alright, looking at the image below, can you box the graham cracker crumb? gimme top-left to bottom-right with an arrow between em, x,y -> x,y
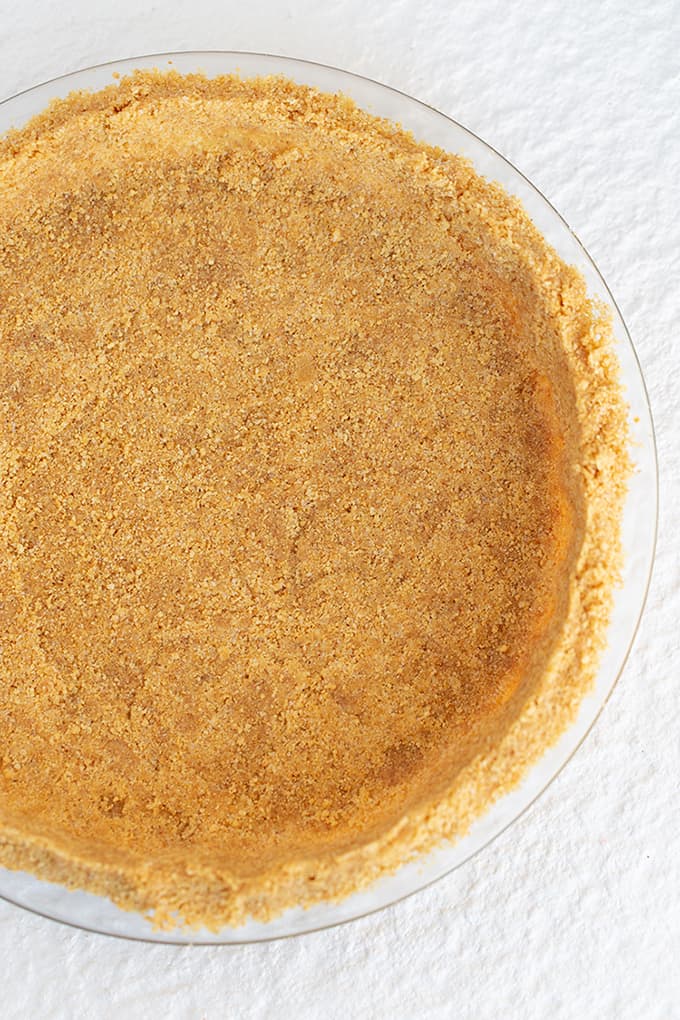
0,70 -> 630,931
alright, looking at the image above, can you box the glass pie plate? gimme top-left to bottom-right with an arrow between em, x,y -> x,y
0,51 -> 657,944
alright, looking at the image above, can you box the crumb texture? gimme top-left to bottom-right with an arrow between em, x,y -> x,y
0,70 -> 628,930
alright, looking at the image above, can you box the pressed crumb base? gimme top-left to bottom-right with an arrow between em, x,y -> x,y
0,71 -> 629,931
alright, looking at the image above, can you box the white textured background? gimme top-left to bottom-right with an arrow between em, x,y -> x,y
0,2 -> 678,1018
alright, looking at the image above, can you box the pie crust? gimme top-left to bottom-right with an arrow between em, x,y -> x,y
0,71 -> 629,930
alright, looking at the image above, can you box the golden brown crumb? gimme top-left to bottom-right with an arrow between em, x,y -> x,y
0,70 -> 629,930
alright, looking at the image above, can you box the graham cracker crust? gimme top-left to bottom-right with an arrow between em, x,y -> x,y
0,71 -> 629,930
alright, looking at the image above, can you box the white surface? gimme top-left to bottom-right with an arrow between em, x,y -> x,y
0,1 -> 677,1017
